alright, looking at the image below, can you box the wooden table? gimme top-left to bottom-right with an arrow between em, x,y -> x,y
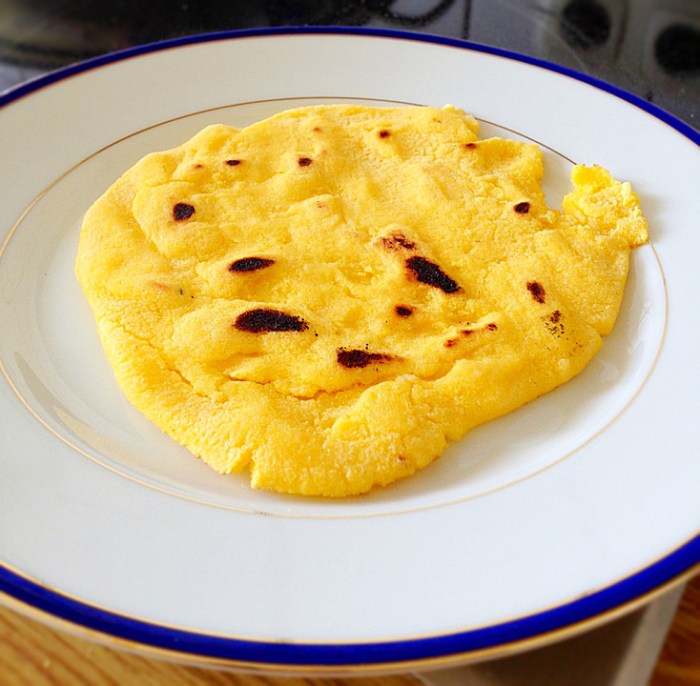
1,574 -> 698,685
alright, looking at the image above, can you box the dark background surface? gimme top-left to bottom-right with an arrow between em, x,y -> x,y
0,0 -> 698,129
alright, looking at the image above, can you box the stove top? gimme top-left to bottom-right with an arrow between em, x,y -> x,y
0,0 -> 698,128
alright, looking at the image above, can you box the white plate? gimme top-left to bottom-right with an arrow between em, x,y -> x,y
0,28 -> 698,673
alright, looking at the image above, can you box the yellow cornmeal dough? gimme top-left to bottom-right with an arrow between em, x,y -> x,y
75,104 -> 648,497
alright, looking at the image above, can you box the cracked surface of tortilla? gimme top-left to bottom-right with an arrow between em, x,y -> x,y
75,104 -> 648,496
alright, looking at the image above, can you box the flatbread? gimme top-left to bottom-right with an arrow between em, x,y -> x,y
76,104 -> 648,496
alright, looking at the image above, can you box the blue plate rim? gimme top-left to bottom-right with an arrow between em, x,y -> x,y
1,26 -> 698,668
1,536 -> 698,667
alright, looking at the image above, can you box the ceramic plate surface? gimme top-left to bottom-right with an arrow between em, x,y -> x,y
0,28 -> 698,673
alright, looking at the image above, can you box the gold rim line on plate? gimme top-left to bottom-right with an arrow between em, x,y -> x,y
0,559 -> 698,676
0,97 -> 669,519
